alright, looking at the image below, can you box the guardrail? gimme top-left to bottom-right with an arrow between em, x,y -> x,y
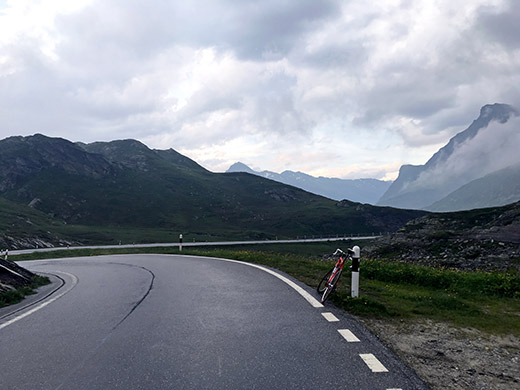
9,235 -> 383,256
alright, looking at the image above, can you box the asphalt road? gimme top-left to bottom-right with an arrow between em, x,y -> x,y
0,255 -> 428,389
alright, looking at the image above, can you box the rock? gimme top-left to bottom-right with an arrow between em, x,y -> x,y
362,201 -> 520,271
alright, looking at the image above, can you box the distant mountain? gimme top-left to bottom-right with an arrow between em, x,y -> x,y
228,162 -> 256,174
227,162 -> 391,204
0,134 -> 424,247
378,103 -> 520,210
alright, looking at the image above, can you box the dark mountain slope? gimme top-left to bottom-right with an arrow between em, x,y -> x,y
0,196 -> 78,249
0,134 -> 114,191
80,139 -> 208,173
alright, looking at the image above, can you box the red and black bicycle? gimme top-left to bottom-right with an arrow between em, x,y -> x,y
317,248 -> 355,303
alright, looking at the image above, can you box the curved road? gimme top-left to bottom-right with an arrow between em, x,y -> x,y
0,254 -> 428,389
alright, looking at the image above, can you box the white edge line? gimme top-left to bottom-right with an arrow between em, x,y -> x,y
360,353 -> 389,373
214,257 -> 324,308
173,254 -> 324,308
321,312 -> 339,322
0,271 -> 78,331
338,328 -> 360,342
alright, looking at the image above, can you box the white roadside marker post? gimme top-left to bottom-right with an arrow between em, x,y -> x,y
351,245 -> 360,298
179,234 -> 183,252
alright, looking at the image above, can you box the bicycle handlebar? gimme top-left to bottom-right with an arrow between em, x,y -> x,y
333,248 -> 355,256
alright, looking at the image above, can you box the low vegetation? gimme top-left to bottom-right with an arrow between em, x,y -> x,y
10,241 -> 519,336
0,275 -> 50,308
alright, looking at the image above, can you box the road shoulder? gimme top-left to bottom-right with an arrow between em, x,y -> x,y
0,273 -> 63,320
358,317 -> 520,390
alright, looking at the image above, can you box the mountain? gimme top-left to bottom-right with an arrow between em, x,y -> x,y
227,162 -> 391,204
0,134 -> 425,248
377,103 -> 520,210
228,162 -> 256,175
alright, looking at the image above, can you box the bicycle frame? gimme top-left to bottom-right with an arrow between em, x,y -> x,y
326,255 -> 346,287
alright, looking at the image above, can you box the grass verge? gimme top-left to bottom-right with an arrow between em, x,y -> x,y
10,241 -> 520,335
0,275 -> 50,308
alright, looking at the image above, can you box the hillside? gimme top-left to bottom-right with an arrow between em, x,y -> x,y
378,103 -> 520,210
0,196 -> 81,249
0,135 -> 425,248
427,163 -> 520,212
227,162 -> 391,204
0,257 -> 38,295
365,201 -> 520,271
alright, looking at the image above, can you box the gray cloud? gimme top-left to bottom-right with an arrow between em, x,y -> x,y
56,0 -> 339,62
182,0 -> 340,60
477,0 -> 520,49
343,1 -> 520,147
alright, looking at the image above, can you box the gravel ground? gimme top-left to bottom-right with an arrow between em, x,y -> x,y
358,318 -> 520,390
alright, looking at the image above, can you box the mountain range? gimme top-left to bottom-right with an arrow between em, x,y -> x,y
227,104 -> 520,212
378,103 -> 520,211
0,134 -> 424,249
226,162 -> 391,204
1,103 -> 518,249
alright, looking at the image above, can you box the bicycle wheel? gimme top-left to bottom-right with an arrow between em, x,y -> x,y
317,269 -> 333,294
320,269 -> 342,303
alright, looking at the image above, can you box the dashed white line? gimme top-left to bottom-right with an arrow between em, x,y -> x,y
338,328 -> 360,342
360,353 -> 389,373
321,312 -> 339,322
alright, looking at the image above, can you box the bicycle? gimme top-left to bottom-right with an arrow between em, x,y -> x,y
317,248 -> 355,303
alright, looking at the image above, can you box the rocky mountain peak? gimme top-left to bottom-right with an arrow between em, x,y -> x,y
378,103 -> 520,210
227,162 -> 256,174
0,134 -> 114,192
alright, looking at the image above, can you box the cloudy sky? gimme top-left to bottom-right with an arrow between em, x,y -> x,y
1,0 -> 518,180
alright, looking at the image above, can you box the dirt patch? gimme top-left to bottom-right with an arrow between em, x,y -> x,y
358,318 -> 520,389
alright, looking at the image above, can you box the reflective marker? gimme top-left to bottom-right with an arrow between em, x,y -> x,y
338,329 -> 360,342
360,353 -> 389,372
321,312 -> 339,322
